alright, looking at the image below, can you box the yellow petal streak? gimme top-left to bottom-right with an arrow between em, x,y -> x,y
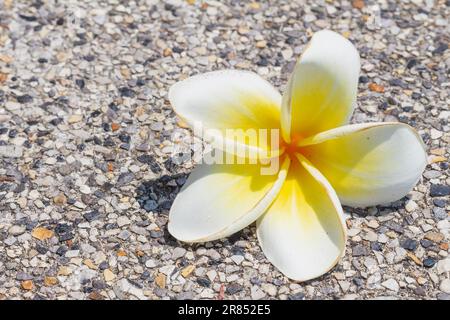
281,30 -> 360,141
300,123 -> 427,207
169,70 -> 282,158
169,155 -> 290,242
256,154 -> 346,281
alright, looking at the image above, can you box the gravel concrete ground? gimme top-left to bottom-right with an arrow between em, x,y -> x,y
0,0 -> 449,300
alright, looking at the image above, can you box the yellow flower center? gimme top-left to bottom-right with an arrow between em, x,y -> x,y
281,134 -> 304,160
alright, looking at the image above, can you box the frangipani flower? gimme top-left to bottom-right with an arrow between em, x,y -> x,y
167,30 -> 427,281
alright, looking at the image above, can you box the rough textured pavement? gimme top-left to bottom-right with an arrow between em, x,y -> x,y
0,0 -> 449,299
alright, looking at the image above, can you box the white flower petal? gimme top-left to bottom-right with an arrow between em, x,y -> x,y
299,122 -> 427,207
256,154 -> 346,281
169,70 -> 282,158
168,155 -> 290,242
281,30 -> 360,142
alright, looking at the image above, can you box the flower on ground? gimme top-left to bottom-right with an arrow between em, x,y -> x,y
167,30 -> 427,281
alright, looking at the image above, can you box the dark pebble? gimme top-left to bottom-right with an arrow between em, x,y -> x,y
231,246 -> 245,256
58,232 -> 74,242
99,261 -> 109,270
55,223 -> 72,235
384,221 -> 404,233
154,288 -> 167,298
128,279 -> 143,289
119,87 -> 135,98
104,223 -> 118,230
225,283 -> 243,295
288,292 -> 305,300
176,176 -> 187,186
80,189 -> 94,202
103,137 -> 115,147
400,238 -> 418,251
422,257 -> 436,268
8,129 -> 17,138
405,215 -> 415,225
144,200 -> 158,212
414,287 -> 426,296
25,221 -> 38,231
32,159 -> 41,169
91,110 -> 101,117
389,78 -> 406,88
83,210 -> 99,222
257,56 -> 269,67
18,14 -> 37,22
359,75 -> 369,83
432,43 -> 448,55
84,55 -> 96,62
50,118 -> 63,126
102,123 -> 110,132
17,94 -> 33,103
371,241 -> 383,251
196,277 -> 211,288
136,79 -> 146,86
150,230 -> 164,238
118,133 -> 131,143
406,59 -> 417,69
164,3 -> 174,10
116,172 -> 134,187
37,130 -> 50,137
108,102 -> 119,112
119,143 -> 130,150
172,47 -> 183,54
75,79 -> 85,89
79,279 -> 96,291
140,270 -> 150,280
286,36 -> 296,45
378,101 -> 389,110
433,198 -> 446,207
402,106 -> 413,112
92,280 -> 106,290
164,158 -> 178,172
136,154 -> 161,173
103,153 -> 114,162
352,244 -> 370,256
137,220 -> 151,227
422,81 -> 432,89
159,200 -> 172,210
94,190 -> 105,198
36,244 -> 48,254
387,97 -> 397,105
411,92 -> 421,99
353,277 -> 364,287
420,239 -> 434,248
430,184 -> 450,197
56,246 -> 68,256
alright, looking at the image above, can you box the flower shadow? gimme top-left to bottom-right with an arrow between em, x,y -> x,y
135,170 -> 251,249
135,172 -> 188,215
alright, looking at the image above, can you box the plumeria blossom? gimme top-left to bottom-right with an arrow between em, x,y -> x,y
167,30 -> 427,281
